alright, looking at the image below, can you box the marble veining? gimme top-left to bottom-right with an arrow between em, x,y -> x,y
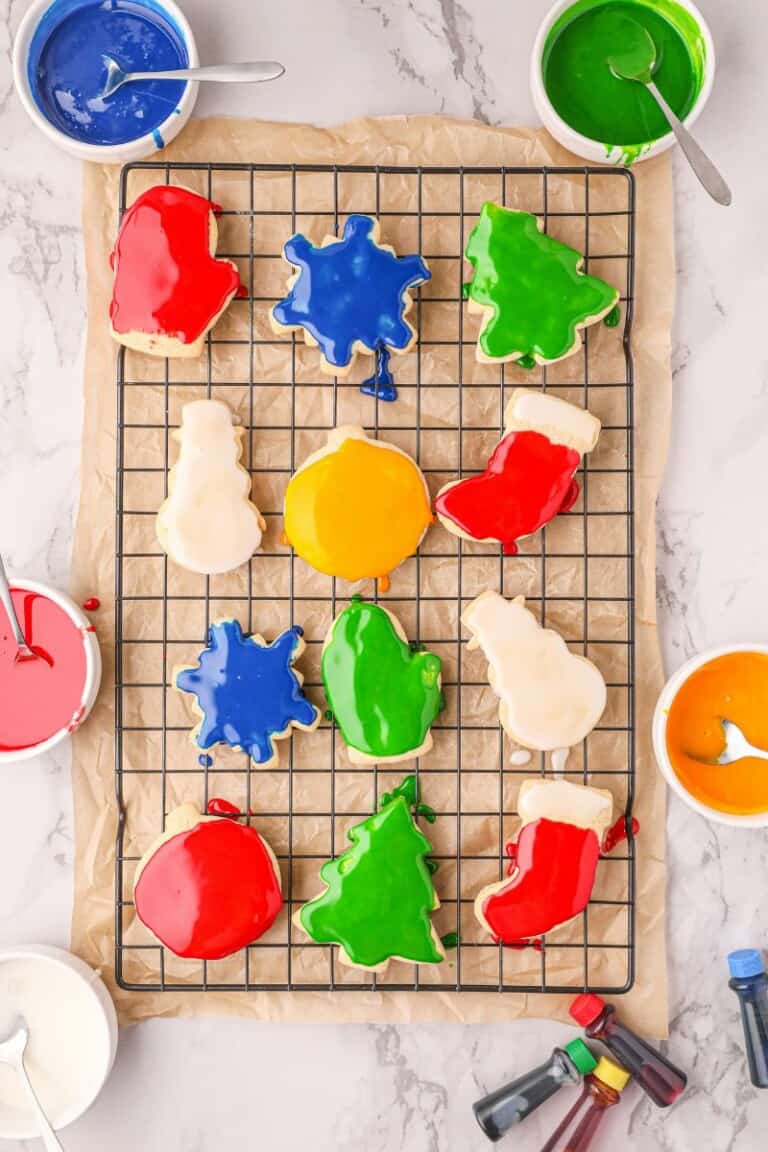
2,0 -> 768,1147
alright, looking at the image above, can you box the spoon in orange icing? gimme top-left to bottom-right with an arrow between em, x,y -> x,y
688,718 -> 768,767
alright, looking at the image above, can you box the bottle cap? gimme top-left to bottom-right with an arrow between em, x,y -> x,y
728,949 -> 765,979
593,1056 -> 630,1093
564,1037 -> 598,1075
569,992 -> 606,1027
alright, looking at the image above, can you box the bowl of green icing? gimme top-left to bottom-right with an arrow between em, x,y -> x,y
531,0 -> 714,165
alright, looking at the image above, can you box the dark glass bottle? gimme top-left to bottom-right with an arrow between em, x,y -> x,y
539,1057 -> 629,1152
473,1038 -> 596,1141
728,949 -> 768,1088
570,992 -> 687,1106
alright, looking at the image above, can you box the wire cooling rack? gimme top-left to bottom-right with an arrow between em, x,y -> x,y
114,161 -> 636,994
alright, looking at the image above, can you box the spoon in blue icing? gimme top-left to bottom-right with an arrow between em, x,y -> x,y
607,21 -> 731,206
101,56 -> 285,99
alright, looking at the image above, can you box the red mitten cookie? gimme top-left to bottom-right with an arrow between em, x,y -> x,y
110,185 -> 241,359
134,802 -> 282,959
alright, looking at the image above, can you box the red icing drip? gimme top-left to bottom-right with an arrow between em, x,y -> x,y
0,590 -> 88,751
602,815 -> 640,854
206,797 -> 241,817
110,186 -> 240,345
82,597 -> 100,611
235,283 -> 249,299
134,817 -> 282,960
435,429 -> 581,551
482,818 -> 601,944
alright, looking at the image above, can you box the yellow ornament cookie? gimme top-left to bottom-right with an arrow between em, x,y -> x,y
283,426 -> 432,584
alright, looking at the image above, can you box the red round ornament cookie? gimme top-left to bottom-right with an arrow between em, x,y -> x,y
134,802 -> 282,960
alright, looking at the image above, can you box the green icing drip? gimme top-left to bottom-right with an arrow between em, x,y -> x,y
516,354 -> 536,370
441,932 -> 459,950
542,0 -> 705,151
322,600 -> 443,760
465,203 -> 618,362
604,304 -> 621,327
299,786 -> 444,967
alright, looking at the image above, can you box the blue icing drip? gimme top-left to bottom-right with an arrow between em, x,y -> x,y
360,346 -> 397,402
176,621 -> 319,765
272,215 -> 430,370
27,0 -> 188,147
152,127 -> 164,149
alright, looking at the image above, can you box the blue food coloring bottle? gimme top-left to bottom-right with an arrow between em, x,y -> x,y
728,949 -> 768,1088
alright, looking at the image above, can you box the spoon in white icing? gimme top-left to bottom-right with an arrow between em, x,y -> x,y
607,22 -> 731,206
0,554 -> 37,661
100,56 -> 285,99
0,1018 -> 65,1151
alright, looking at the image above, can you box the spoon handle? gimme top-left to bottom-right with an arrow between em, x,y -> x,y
647,81 -> 732,206
0,555 -> 26,650
129,61 -> 285,84
17,1058 -> 65,1152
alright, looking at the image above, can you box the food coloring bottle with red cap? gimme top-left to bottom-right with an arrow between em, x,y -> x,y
728,949 -> 768,1088
569,993 -> 686,1107
539,1057 -> 629,1152
473,1038 -> 597,1141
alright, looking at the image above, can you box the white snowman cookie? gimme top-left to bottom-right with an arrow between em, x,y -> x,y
461,591 -> 606,751
156,399 -> 265,575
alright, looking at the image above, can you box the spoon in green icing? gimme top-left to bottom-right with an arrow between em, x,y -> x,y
607,22 -> 731,206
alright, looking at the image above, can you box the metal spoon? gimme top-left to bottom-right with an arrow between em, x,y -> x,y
689,718 -> 768,767
100,56 -> 285,99
608,25 -> 732,206
0,1018 -> 65,1151
0,554 -> 36,661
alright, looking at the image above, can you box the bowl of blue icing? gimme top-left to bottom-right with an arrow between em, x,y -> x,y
13,0 -> 199,162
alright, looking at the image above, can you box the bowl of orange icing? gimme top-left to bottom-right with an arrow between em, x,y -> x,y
653,645 -> 768,827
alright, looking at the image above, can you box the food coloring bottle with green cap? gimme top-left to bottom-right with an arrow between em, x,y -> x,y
570,992 -> 687,1106
473,1038 -> 597,1142
539,1056 -> 630,1152
728,949 -> 768,1088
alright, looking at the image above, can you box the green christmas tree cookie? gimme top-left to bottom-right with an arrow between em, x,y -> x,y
465,202 -> 619,366
295,776 -> 445,971
322,598 -> 443,765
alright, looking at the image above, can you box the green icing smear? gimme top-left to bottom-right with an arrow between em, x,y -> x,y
299,775 -> 444,967
542,0 -> 706,162
441,931 -> 459,950
322,598 -> 444,760
465,203 -> 618,363
604,304 -> 621,327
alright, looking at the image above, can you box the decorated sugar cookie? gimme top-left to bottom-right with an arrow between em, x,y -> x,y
323,598 -> 443,765
283,425 -> 432,586
156,399 -> 264,576
474,778 -> 613,945
110,185 -> 242,359
176,620 -> 320,768
271,214 -> 431,401
435,388 -> 600,554
134,801 -> 282,960
464,202 -> 619,365
462,591 -> 606,750
295,775 -> 444,971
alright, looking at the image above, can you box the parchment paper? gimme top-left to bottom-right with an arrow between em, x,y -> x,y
72,116 -> 673,1035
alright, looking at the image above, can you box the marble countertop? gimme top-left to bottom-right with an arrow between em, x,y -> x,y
1,0 -> 766,1148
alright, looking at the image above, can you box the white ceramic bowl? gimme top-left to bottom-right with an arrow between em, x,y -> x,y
0,945 -> 118,1139
653,644 -> 768,828
0,578 -> 101,765
12,0 -> 199,164
530,0 -> 716,165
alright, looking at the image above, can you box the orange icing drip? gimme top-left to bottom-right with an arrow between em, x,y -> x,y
666,651 -> 768,815
284,436 -> 431,583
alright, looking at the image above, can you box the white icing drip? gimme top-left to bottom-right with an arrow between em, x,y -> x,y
551,747 -> 569,775
509,749 -> 532,766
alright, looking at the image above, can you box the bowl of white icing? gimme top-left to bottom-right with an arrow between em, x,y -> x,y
0,946 -> 118,1139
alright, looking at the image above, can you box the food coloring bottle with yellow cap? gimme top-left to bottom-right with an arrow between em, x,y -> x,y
728,949 -> 768,1088
473,1038 -> 597,1141
538,1057 -> 630,1152
570,992 -> 687,1106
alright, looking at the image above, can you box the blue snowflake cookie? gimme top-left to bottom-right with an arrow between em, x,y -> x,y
176,620 -> 320,768
270,214 -> 431,401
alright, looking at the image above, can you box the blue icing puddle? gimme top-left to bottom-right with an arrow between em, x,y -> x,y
28,0 -> 188,146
